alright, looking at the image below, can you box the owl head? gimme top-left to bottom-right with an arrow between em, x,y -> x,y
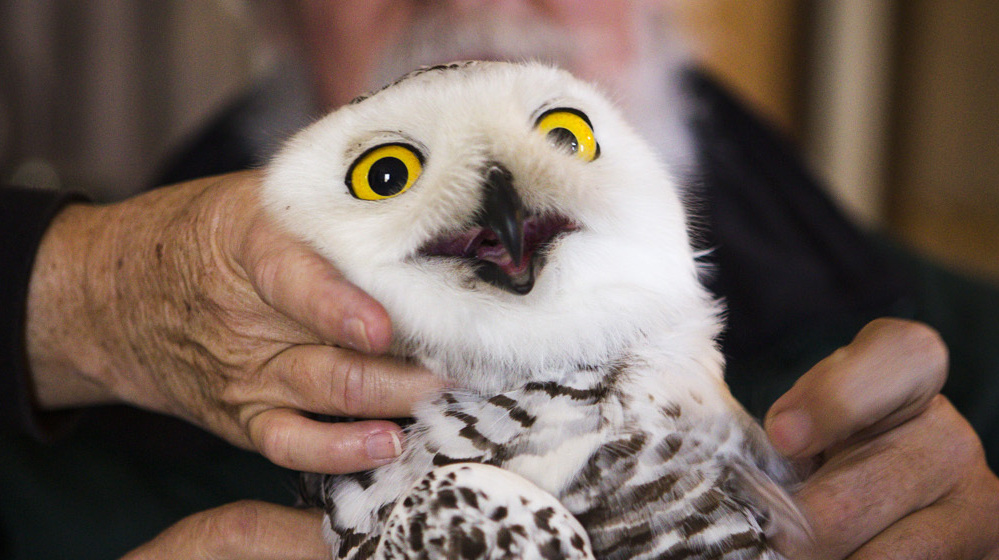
265,61 -> 719,393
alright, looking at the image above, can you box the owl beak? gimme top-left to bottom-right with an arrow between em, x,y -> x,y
474,163 -> 533,294
478,163 -> 525,266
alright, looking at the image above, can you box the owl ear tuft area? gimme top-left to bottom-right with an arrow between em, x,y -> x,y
346,143 -> 425,200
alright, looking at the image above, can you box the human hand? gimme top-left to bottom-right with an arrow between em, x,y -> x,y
120,501 -> 329,560
765,318 -> 999,558
25,170 -> 441,473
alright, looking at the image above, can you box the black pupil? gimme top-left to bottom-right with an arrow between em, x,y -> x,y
547,127 -> 579,154
368,156 -> 409,196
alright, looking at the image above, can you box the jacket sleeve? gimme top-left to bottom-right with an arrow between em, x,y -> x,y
1,185 -> 87,439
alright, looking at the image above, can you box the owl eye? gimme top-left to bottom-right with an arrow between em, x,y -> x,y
535,108 -> 600,162
346,143 -> 424,200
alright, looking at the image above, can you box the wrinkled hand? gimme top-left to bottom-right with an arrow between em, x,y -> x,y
765,318 -> 999,559
26,171 -> 441,473
121,501 -> 329,560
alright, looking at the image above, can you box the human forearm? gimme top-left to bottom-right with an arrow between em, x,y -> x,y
25,201 -> 123,409
1,185 -> 90,435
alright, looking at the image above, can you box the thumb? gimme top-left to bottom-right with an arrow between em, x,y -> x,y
121,501 -> 329,559
764,318 -> 947,458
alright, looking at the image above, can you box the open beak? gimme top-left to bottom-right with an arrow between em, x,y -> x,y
472,163 -> 534,294
418,162 -> 579,296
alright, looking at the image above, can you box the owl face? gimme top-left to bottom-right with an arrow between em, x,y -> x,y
266,61 -> 714,391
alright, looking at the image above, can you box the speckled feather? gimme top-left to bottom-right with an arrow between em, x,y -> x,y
303,357 -> 803,560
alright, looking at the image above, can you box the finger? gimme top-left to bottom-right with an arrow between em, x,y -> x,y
262,344 -> 442,418
122,501 -> 328,560
239,210 -> 393,353
783,396 -> 980,559
247,408 -> 405,473
764,318 -> 947,458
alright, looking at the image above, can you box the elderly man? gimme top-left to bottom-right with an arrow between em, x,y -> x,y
3,2 -> 998,558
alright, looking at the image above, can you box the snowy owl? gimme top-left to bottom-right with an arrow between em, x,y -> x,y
264,61 -> 808,559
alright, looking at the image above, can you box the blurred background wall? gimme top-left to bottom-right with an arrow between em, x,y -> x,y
676,0 -> 999,285
1,0 -> 997,284
0,1 -> 260,200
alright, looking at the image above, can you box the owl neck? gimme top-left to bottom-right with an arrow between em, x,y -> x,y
407,310 -> 725,398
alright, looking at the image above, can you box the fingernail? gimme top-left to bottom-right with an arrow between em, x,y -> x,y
366,431 -> 402,462
766,409 -> 813,457
344,317 -> 372,353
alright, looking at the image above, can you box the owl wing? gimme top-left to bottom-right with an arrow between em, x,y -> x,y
375,463 -> 595,560
555,399 -> 808,560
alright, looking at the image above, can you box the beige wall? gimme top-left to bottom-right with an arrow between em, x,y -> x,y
887,1 -> 999,283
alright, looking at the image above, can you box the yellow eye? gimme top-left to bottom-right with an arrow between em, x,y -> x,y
346,143 -> 424,200
535,108 -> 600,162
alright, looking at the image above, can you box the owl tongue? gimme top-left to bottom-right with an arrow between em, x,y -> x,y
442,213 -> 575,295
469,228 -> 534,292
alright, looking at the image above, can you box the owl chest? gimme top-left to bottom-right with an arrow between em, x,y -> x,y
323,375 -> 761,560
417,382 -> 671,500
